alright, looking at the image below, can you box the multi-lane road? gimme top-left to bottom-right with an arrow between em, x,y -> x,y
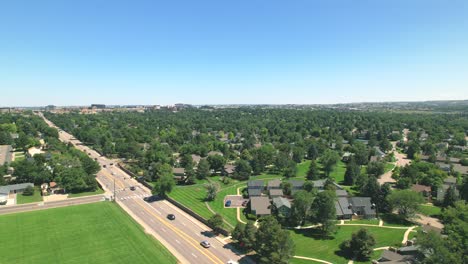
38,113 -> 247,264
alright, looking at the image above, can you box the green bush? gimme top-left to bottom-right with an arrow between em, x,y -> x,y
22,186 -> 35,196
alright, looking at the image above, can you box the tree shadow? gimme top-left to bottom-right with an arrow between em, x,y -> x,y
381,213 -> 414,226
201,230 -> 215,238
292,227 -> 336,240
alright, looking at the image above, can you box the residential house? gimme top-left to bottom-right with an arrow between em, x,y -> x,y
374,147 -> 386,158
272,197 -> 291,217
411,184 -> 432,201
453,164 -> 468,175
250,197 -> 271,217
172,168 -> 187,183
191,154 -> 202,165
288,180 -> 304,195
378,249 -> 415,263
269,189 -> 283,198
436,176 -> 459,201
335,189 -> 348,197
207,151 -> 223,157
248,180 -> 264,197
267,179 -> 281,190
0,145 -> 13,165
27,147 -> 44,157
342,152 -> 353,162
335,197 -> 376,219
436,162 -> 451,173
223,164 -> 235,176
0,183 -> 34,203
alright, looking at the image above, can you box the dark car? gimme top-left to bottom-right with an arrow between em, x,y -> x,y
167,214 -> 176,220
225,200 -> 232,207
143,196 -> 156,202
241,200 -> 248,207
103,165 -> 107,168
110,163 -> 114,166
129,186 -> 136,191
200,240 -> 211,248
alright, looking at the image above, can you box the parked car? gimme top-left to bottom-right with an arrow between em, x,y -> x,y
200,240 -> 211,248
225,200 -> 232,207
103,165 -> 107,168
241,200 -> 248,207
167,214 -> 176,220
129,186 -> 136,191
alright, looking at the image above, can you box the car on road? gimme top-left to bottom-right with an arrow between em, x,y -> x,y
110,163 -> 114,166
129,186 -> 136,191
200,240 -> 211,248
143,196 -> 157,202
167,214 -> 176,220
103,165 -> 107,168
225,200 -> 232,207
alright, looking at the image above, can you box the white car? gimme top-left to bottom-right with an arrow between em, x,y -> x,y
227,261 -> 239,264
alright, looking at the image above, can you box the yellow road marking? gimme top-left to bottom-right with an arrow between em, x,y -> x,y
100,170 -> 125,189
133,199 -> 224,264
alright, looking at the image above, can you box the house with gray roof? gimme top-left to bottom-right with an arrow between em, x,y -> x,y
378,249 -> 415,263
288,180 -> 304,194
0,183 -> 34,201
248,180 -> 264,197
335,197 -> 376,219
267,179 -> 281,190
272,197 -> 291,217
250,197 -> 271,217
269,189 -> 283,198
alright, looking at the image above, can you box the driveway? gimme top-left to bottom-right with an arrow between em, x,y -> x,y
224,195 -> 247,208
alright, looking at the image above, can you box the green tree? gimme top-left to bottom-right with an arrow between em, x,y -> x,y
366,161 -> 385,177
233,159 -> 252,180
207,154 -> 225,172
196,159 -> 210,179
320,149 -> 340,177
344,159 -> 360,185
283,160 -> 297,178
152,173 -> 175,197
307,143 -> 319,160
306,160 -> 320,180
387,190 -> 424,220
205,183 -> 219,201
442,186 -> 458,208
22,185 -> 35,196
311,190 -> 337,235
339,228 -> 376,261
231,223 -> 245,243
281,181 -> 292,196
207,214 -> 224,234
243,221 -> 257,250
255,216 -> 295,264
290,190 -> 314,226
353,143 -> 369,166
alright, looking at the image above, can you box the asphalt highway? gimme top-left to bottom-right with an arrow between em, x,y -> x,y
39,113 -> 247,264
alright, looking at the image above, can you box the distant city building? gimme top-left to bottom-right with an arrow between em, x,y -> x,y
90,104 -> 106,109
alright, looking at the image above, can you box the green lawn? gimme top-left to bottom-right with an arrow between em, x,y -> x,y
290,225 -> 406,263
68,187 -> 105,198
16,187 -> 43,204
418,204 -> 442,218
327,160 -> 346,184
296,160 -> 311,177
0,202 -> 177,264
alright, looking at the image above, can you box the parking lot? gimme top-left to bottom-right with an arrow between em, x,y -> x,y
223,195 -> 248,208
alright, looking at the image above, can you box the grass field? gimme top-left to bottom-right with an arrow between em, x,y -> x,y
68,187 -> 105,198
290,225 -> 406,263
16,187 -> 43,204
0,202 -> 177,264
418,204 -> 442,218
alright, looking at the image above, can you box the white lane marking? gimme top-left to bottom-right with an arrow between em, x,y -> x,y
175,239 -> 181,244
182,222 -> 186,226
191,253 -> 198,258
149,218 -> 155,223
195,233 -> 201,237
211,245 -> 216,249
161,228 -> 167,233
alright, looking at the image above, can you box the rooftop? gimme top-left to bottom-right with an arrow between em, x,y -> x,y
250,197 -> 271,215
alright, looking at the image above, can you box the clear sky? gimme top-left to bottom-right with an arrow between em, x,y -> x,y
1,0 -> 467,106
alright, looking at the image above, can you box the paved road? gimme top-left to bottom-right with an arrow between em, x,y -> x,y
0,195 -> 105,215
39,113 -> 247,264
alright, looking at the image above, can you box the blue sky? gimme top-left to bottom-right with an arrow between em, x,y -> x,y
1,0 -> 467,106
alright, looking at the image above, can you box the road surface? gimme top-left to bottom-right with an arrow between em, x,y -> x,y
39,113 -> 247,264
0,195 -> 105,215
